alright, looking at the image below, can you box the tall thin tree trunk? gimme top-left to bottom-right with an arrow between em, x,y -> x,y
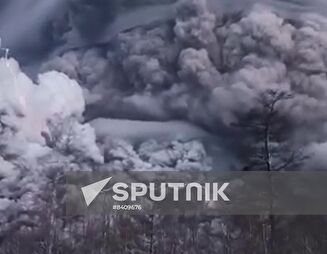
264,126 -> 271,172
262,223 -> 269,254
149,215 -> 154,254
264,125 -> 275,254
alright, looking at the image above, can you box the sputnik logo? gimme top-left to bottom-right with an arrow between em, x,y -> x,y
81,177 -> 112,207
81,176 -> 230,207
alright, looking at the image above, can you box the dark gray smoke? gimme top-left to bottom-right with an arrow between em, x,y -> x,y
0,0 -> 67,60
40,0 -> 327,168
2,0 -> 327,169
8,0 -> 327,241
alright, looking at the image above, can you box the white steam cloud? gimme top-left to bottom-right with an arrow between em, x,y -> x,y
0,57 -> 102,163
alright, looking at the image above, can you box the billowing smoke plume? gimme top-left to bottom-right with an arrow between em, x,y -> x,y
0,58 -> 103,163
5,0 -> 327,240
40,0 -> 327,168
10,0 -> 327,242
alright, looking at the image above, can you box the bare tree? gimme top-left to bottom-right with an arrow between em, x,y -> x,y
236,88 -> 308,172
234,88 -> 309,254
